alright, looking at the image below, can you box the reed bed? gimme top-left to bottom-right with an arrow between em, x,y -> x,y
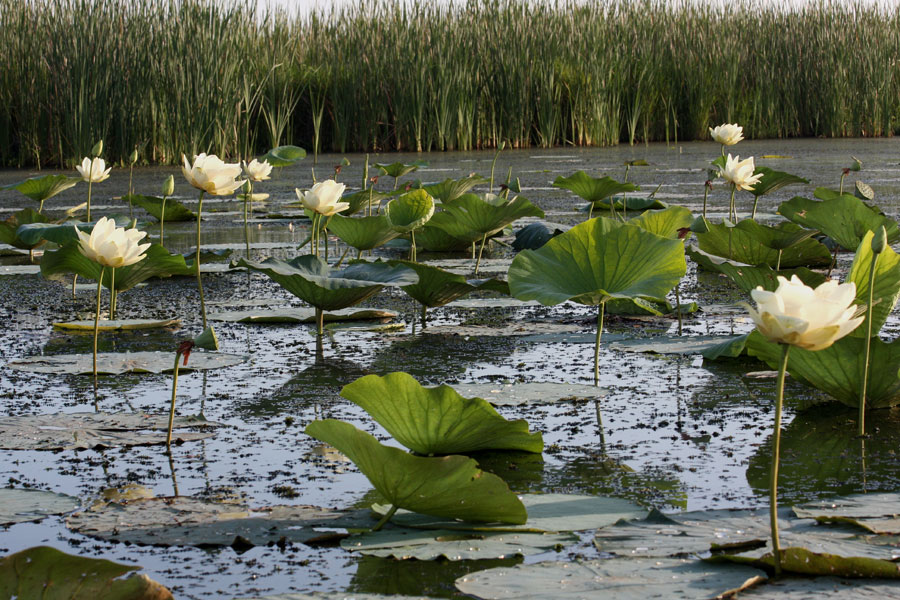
1,0 -> 898,167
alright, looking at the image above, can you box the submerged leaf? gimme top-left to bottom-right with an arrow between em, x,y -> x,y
306,419 -> 527,524
340,372 -> 542,455
0,546 -> 173,600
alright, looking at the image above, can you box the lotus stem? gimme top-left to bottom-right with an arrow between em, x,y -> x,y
776,249 -> 783,271
372,504 -> 399,532
421,304 -> 427,328
751,197 -> 760,221
195,191 -> 207,328
109,268 -> 116,320
588,202 -> 594,220
728,184 -> 737,223
160,196 -> 167,244
312,213 -> 321,257
721,144 -> 726,157
674,283 -> 683,336
594,302 -> 605,386
860,250 -> 878,437
474,233 -> 488,275
363,154 -> 369,190
87,180 -> 93,223
324,223 -> 329,260
93,267 -> 105,381
315,307 -> 324,336
489,145 -> 502,192
127,164 -> 135,219
166,349 -> 183,452
38,199 -> 44,214
840,172 -> 846,195
72,275 -> 78,301
770,343 -> 790,577
244,182 -> 252,258
410,230 -> 417,262
702,183 -> 709,219
366,187 -> 374,217
334,246 -> 351,268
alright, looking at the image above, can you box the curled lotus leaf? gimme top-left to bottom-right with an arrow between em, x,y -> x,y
410,174 -> 488,203
388,260 -> 508,308
435,193 -> 544,238
848,229 -> 900,338
125,193 -> 195,222
385,189 -> 435,233
305,419 -> 527,524
627,205 -> 694,239
40,243 -> 191,291
328,214 -> 399,251
260,145 -> 306,167
0,208 -> 49,249
340,372 -> 543,455
2,173 -> 79,202
552,171 -> 639,203
238,255 -> 418,311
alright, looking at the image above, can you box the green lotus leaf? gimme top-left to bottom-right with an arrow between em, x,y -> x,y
329,214 -> 399,251
552,171 -> 639,203
606,297 -> 698,316
421,212 -> 484,245
411,174 -> 488,203
260,145 -> 306,167
508,217 -> 686,306
512,222 -> 567,251
17,216 -> 133,247
388,260 -> 508,308
627,206 -> 693,239
711,263 -> 828,294
714,546 -> 900,579
125,193 -> 196,222
695,219 -> 832,268
2,173 -> 79,203
435,193 -> 544,239
748,167 -> 809,197
385,189 -> 435,233
0,546 -> 173,600
305,419 -> 527,524
793,492 -> 900,533
40,243 -> 190,291
746,408 -> 900,500
374,160 -> 426,179
337,188 -> 392,216
848,229 -> 900,337
746,331 -> 900,409
340,372 -> 542,455
778,191 -> 900,250
609,335 -> 745,356
237,255 -> 418,311
0,208 -> 49,249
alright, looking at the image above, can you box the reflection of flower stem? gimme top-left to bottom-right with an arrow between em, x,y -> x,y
244,182 -> 253,258
474,233 -> 488,275
594,302 -> 606,386
167,451 -> 179,496
166,350 -> 183,451
93,267 -> 106,381
770,343 -> 790,576
860,251 -> 878,436
372,504 -> 398,532
195,191 -> 207,328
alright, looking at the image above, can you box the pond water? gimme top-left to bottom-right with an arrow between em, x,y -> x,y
1,138 -> 900,598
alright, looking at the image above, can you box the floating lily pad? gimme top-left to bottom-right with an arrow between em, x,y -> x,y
0,488 -> 81,524
126,193 -> 195,221
609,335 -> 746,355
208,307 -> 397,324
0,412 -> 222,450
340,372 -> 543,455
238,256 -> 418,311
423,322 -> 581,337
237,595 -> 439,600
0,546 -> 173,600
696,220 -> 832,268
454,557 -> 764,599
306,419 -> 527,524
447,298 -> 538,309
341,527 -> 576,561
793,493 -> 900,535
324,321 -> 406,333
714,546 -> 900,578
739,576 -> 900,599
387,494 -> 646,533
449,383 -> 607,406
67,496 -> 370,547
7,351 -> 245,375
52,318 -> 181,331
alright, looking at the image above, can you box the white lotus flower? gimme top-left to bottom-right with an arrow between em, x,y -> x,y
709,123 -> 744,146
296,180 -> 349,216
76,217 -> 150,268
243,158 -> 273,182
75,157 -> 111,183
747,275 -> 863,351
720,154 -> 763,191
181,153 -> 245,196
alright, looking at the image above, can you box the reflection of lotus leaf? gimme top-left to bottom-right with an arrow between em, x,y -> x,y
0,488 -> 80,525
238,255 -> 418,311
0,546 -> 173,599
340,372 -> 543,454
454,557 -> 764,600
0,412 -> 223,450
306,419 -> 527,524
7,351 -> 245,375
67,496 -> 372,547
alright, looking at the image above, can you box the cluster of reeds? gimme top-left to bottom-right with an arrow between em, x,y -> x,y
1,0 -> 898,167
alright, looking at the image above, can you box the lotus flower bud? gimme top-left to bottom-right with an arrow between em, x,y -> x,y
129,149 -> 139,165
162,175 -> 175,197
872,226 -> 888,255
91,140 -> 103,157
